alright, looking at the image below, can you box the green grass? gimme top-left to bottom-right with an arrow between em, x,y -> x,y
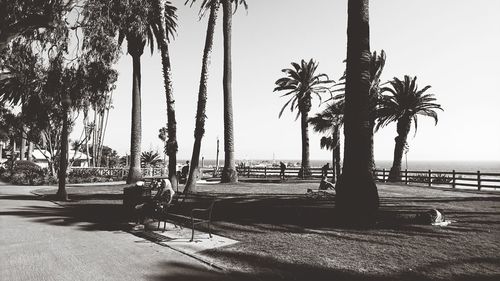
35,182 -> 500,281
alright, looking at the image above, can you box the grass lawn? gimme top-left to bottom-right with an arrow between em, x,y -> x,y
34,181 -> 500,281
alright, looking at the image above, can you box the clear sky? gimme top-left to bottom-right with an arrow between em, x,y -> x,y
80,0 -> 500,162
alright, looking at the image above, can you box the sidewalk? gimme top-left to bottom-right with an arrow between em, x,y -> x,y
0,184 -> 242,281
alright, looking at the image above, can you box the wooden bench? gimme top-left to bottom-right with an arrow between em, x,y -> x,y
153,195 -> 217,242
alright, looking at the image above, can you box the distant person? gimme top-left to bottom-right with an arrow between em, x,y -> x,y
181,161 -> 190,182
321,163 -> 330,178
280,162 -> 286,180
319,176 -> 335,191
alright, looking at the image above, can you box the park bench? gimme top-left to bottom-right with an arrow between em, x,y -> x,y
152,194 -> 217,242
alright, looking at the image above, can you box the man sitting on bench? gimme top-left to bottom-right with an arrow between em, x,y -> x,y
135,179 -> 175,225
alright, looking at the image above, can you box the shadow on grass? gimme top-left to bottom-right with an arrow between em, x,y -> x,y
147,253 -> 500,281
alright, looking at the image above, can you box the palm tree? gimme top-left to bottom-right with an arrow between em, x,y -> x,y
104,0 -> 176,184
308,102 -> 343,182
377,75 -> 442,182
274,59 -> 334,178
335,0 -> 379,223
153,0 -> 179,188
184,0 -> 220,193
141,150 -> 162,167
332,49 -> 386,172
220,0 -> 247,183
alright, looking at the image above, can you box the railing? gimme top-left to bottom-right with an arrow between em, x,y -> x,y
70,167 -> 168,178
70,166 -> 500,191
235,166 -> 329,178
374,168 -> 500,191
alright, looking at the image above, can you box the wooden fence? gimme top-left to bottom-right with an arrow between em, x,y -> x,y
70,166 -> 500,190
374,169 -> 499,190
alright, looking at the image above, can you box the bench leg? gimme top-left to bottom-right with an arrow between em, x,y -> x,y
208,221 -> 212,238
163,220 -> 167,231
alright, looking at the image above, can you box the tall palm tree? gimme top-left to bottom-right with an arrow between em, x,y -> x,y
377,75 -> 442,182
309,102 -> 343,182
335,0 -> 379,223
220,0 -> 247,183
104,0 -> 176,184
153,0 -> 179,188
332,49 -> 386,172
184,0 -> 220,193
274,59 -> 334,178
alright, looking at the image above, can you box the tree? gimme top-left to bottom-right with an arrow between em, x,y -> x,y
141,150 -> 162,168
332,50 -> 386,172
85,0 -> 177,184
220,0 -> 247,183
184,0 -> 220,193
153,0 -> 179,188
309,102 -> 343,182
0,0 -> 75,52
274,59 -> 334,178
377,75 -> 442,181
335,0 -> 379,224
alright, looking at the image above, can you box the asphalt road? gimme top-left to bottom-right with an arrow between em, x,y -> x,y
0,183 -> 235,281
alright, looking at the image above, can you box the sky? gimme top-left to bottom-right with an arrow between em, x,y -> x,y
76,0 -> 500,162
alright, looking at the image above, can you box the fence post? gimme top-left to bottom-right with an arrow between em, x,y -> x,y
452,170 -> 456,188
477,171 -> 481,191
382,168 -> 386,182
428,170 -> 432,186
405,169 -> 408,185
264,167 -> 267,178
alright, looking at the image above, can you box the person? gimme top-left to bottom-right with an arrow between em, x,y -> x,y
181,161 -> 190,181
279,162 -> 286,180
134,178 -> 175,225
321,163 -> 330,178
318,175 -> 335,191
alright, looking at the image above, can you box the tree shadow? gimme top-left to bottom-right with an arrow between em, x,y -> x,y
147,252 -> 500,281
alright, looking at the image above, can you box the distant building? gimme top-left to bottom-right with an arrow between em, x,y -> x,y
32,149 -> 91,169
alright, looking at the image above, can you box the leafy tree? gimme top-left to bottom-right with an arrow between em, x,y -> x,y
274,59 -> 334,178
220,0 -> 247,183
377,75 -> 442,181
0,0 -> 75,52
335,0 -> 379,224
309,102 -> 343,182
184,0 -> 220,193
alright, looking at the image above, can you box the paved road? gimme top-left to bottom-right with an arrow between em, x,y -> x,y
0,183 -> 235,281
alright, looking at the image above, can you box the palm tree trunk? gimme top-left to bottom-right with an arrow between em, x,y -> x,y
57,94 -> 70,201
299,110 -> 311,178
184,1 -> 219,193
388,117 -> 411,182
335,0 -> 379,224
368,120 -> 375,172
221,0 -> 238,183
155,0 -> 178,188
126,37 -> 144,184
27,142 -> 33,161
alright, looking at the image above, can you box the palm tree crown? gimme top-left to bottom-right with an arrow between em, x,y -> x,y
377,75 -> 442,132
274,59 -> 334,118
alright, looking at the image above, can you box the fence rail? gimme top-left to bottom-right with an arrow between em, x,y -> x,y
374,168 -> 500,190
70,166 -> 500,191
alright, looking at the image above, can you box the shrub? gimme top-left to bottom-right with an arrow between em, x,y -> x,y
10,161 -> 45,185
